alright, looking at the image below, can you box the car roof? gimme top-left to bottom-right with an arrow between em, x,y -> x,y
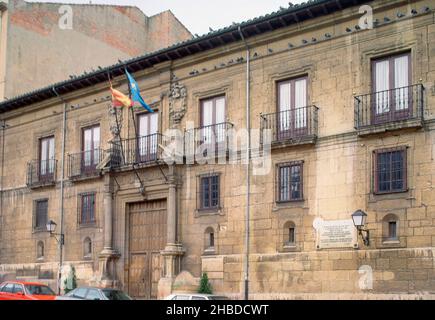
74,286 -> 114,290
1,281 -> 49,286
171,293 -> 223,297
71,287 -> 118,291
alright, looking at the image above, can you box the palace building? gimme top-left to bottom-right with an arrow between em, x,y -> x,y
0,0 -> 434,300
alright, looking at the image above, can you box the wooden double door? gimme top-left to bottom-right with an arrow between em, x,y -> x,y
128,200 -> 167,300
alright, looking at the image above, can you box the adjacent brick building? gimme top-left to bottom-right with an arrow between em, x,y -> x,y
0,0 -> 434,300
0,0 -> 192,100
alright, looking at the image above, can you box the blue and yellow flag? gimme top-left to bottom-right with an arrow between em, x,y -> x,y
125,70 -> 154,113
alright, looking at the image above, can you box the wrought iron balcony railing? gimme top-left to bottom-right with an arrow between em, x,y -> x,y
109,133 -> 164,168
68,149 -> 106,180
260,105 -> 318,145
27,159 -> 57,187
354,84 -> 424,130
185,122 -> 234,158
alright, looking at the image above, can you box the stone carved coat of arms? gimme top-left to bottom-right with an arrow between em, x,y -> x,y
169,80 -> 187,125
108,104 -> 123,138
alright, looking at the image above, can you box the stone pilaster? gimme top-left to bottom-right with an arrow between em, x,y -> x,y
98,174 -> 120,287
158,165 -> 185,298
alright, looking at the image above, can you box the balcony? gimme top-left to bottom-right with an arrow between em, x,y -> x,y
260,105 -> 318,148
185,122 -> 234,159
68,149 -> 106,181
354,84 -> 425,136
109,133 -> 164,169
27,159 -> 57,188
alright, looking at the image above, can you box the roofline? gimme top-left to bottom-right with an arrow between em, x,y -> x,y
19,1 -> 145,15
0,0 -> 371,114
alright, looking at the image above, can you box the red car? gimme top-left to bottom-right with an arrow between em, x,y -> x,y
0,281 -> 57,300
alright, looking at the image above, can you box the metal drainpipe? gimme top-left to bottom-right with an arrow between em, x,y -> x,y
0,119 -> 5,265
238,26 -> 251,301
52,87 -> 67,295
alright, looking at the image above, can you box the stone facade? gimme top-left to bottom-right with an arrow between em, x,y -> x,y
0,0 -> 192,100
0,0 -> 435,300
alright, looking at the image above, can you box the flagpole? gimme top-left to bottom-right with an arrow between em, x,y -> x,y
124,66 -> 139,141
108,72 -> 126,165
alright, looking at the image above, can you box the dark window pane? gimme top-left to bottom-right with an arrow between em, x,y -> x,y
200,176 -> 219,210
389,221 -> 397,239
280,167 -> 290,201
279,164 -> 302,202
391,151 -> 404,190
211,176 -> 219,207
201,178 -> 210,208
376,150 -> 405,193
35,200 -> 48,230
289,227 -> 295,244
209,233 -> 215,248
37,242 -> 44,258
81,194 -> 96,225
291,165 -> 301,200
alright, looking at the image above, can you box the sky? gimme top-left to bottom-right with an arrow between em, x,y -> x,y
26,0 -> 305,35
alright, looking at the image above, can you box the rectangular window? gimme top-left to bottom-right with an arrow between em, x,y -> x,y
34,199 -> 48,231
278,162 -> 303,202
288,227 -> 295,244
200,96 -> 226,144
39,136 -> 55,176
372,53 -> 411,122
82,125 -> 100,168
374,148 -> 407,194
79,193 -> 96,225
209,233 -> 215,248
137,113 -> 159,161
199,175 -> 220,210
277,77 -> 308,140
388,221 -> 397,239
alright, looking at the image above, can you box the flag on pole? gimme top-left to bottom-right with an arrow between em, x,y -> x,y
125,70 -> 154,113
110,84 -> 133,108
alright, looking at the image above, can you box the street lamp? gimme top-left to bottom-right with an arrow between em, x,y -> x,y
46,219 -> 65,295
352,210 -> 370,246
46,220 -> 64,245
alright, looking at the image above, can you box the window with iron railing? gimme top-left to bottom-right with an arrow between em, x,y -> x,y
78,193 -> 96,226
68,148 -> 105,179
34,199 -> 48,231
198,174 -> 220,211
27,136 -> 57,187
39,136 -> 55,177
277,161 -> 304,202
373,148 -> 407,194
355,52 -> 425,129
79,125 -> 101,175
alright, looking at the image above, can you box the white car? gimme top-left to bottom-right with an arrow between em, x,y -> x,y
56,287 -> 133,300
165,293 -> 229,300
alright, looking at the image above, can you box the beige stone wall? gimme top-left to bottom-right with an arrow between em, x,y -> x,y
0,0 -> 434,298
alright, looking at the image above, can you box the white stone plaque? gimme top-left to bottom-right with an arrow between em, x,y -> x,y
314,219 -> 358,249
